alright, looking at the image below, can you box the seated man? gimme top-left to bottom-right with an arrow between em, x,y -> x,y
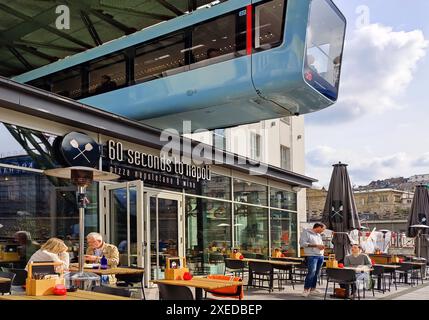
85,232 -> 119,268
344,244 -> 372,295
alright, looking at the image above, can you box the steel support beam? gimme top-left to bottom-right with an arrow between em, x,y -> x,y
89,9 -> 137,35
154,0 -> 184,16
79,10 -> 103,46
6,46 -> 32,70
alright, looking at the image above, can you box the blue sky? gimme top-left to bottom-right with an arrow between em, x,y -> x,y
305,0 -> 429,188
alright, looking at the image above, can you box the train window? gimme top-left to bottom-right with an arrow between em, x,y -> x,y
254,0 -> 286,51
28,78 -> 50,92
305,0 -> 346,96
190,11 -> 246,70
49,67 -> 82,99
89,53 -> 126,96
134,33 -> 186,84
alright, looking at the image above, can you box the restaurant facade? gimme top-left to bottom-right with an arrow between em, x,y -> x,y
0,77 -> 316,286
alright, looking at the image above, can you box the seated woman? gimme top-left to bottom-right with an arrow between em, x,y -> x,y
25,237 -> 70,273
344,244 -> 372,294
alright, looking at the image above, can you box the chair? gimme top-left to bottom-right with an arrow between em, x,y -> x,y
243,252 -> 257,259
157,283 -> 194,300
247,261 -> 275,292
271,258 -> 295,290
382,267 -> 397,291
204,275 -> 243,300
91,285 -> 132,297
0,271 -> 16,295
115,267 -> 146,300
396,264 -> 417,286
324,268 -> 360,300
224,259 -> 246,280
2,268 -> 27,286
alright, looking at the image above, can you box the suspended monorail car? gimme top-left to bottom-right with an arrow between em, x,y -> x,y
13,0 -> 346,131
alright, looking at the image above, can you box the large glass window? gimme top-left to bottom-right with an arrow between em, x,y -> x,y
189,173 -> 231,200
48,66 -> 82,99
185,197 -> 231,275
0,122 -> 98,268
89,53 -> 126,96
190,10 -> 246,69
234,204 -> 268,258
134,33 -> 187,84
271,209 -> 298,256
304,0 -> 346,100
234,178 -> 267,206
270,187 -> 297,211
213,129 -> 226,151
254,0 -> 286,50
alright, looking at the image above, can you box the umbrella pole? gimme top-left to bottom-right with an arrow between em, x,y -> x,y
78,185 -> 86,274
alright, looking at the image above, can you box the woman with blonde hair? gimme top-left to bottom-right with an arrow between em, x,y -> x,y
25,237 -> 70,272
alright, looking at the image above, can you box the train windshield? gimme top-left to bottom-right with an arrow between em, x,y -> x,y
304,0 -> 346,101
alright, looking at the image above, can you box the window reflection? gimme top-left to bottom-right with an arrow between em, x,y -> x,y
185,197 -> 231,275
254,0 -> 286,50
271,209 -> 297,257
234,204 -> 268,258
269,187 -> 297,211
234,178 -> 267,206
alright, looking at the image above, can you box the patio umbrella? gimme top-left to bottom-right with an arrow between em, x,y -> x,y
406,185 -> 429,260
321,162 -> 361,262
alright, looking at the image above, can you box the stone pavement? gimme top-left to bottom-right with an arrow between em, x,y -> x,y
143,275 -> 429,300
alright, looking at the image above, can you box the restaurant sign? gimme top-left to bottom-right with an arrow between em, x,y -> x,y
103,140 -> 211,189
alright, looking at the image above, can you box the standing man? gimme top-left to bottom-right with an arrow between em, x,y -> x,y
85,232 -> 119,268
299,222 -> 326,297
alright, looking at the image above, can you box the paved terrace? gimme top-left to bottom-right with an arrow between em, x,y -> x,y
142,275 -> 429,300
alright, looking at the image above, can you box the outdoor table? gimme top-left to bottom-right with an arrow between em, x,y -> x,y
0,277 -> 11,283
227,258 -> 300,289
151,277 -> 243,300
373,264 -> 401,290
270,257 -> 305,262
69,263 -> 144,275
0,289 -> 137,300
397,261 -> 426,284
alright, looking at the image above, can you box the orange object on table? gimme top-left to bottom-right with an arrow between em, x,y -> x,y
206,275 -> 244,300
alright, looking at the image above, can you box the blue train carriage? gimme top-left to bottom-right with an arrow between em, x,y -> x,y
13,0 -> 346,131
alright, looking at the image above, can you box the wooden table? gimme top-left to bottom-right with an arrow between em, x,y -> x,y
0,289 -> 137,300
152,277 -> 243,300
69,264 -> 144,276
0,277 -> 11,283
271,257 -> 305,262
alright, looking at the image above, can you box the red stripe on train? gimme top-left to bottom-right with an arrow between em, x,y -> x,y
246,5 -> 252,55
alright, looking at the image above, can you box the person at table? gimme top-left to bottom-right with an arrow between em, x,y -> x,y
343,244 -> 372,296
299,222 -> 326,297
25,237 -> 70,273
85,232 -> 119,268
14,230 -> 41,268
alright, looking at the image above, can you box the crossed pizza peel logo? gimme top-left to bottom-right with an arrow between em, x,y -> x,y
69,138 -> 93,164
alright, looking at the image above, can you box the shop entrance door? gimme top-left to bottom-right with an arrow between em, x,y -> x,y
101,181 -> 144,268
144,190 -> 183,284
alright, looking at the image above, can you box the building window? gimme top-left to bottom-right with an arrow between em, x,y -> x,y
213,129 -> 226,151
234,178 -> 268,206
380,195 -> 388,202
250,132 -> 261,161
280,145 -> 291,170
269,187 -> 297,211
271,210 -> 297,256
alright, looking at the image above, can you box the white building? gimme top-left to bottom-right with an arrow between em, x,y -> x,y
188,116 -> 307,223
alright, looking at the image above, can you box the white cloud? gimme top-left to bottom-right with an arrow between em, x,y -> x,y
307,24 -> 428,125
306,145 -> 427,187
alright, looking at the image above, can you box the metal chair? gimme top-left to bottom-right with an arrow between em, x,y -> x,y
157,283 -> 194,300
324,268 -> 360,300
271,258 -> 295,290
224,259 -> 246,280
247,261 -> 275,292
91,285 -> 133,297
2,268 -> 27,286
396,264 -> 417,286
0,271 -> 16,295
115,267 -> 146,300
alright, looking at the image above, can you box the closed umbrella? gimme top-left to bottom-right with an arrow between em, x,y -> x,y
406,185 -> 429,260
321,162 -> 361,262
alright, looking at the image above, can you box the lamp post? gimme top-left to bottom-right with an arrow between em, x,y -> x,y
44,166 -> 119,286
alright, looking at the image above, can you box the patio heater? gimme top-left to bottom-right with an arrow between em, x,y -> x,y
410,224 -> 429,261
379,229 -> 389,253
44,166 -> 119,287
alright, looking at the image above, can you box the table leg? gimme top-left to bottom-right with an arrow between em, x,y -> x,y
377,275 -> 382,291
195,287 -> 203,300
